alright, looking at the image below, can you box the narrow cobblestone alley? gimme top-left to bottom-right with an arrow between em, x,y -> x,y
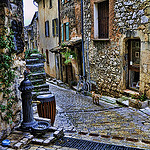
34,83 -> 150,150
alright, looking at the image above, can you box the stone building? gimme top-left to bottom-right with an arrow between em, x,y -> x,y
0,0 -> 25,139
34,0 -> 60,78
83,0 -> 150,97
59,0 -> 83,84
24,11 -> 39,51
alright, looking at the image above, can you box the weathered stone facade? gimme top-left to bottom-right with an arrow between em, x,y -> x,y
60,0 -> 83,84
0,0 -> 25,140
24,12 -> 39,51
83,0 -> 150,97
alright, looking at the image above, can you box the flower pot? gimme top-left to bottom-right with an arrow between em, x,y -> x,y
129,99 -> 148,109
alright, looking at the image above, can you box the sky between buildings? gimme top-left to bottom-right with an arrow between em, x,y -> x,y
23,0 -> 38,26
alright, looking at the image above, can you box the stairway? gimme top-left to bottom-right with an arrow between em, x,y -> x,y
26,53 -> 51,100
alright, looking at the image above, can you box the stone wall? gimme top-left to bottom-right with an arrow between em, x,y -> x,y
84,0 -> 150,97
60,0 -> 82,39
0,0 -> 25,140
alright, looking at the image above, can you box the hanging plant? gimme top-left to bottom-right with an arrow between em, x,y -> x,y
60,43 -> 76,64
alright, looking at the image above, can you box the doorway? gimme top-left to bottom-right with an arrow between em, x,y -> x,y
125,39 -> 140,90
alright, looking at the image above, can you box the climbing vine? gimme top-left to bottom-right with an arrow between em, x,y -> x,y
0,27 -> 16,123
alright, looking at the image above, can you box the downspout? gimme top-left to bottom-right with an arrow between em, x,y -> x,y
81,0 -> 85,77
58,0 -> 63,81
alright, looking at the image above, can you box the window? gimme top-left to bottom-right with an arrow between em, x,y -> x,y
61,22 -> 69,42
62,0 -> 70,4
46,49 -> 49,64
45,21 -> 49,37
52,18 -> 58,37
50,0 -> 52,8
94,0 -> 109,39
43,0 -> 45,8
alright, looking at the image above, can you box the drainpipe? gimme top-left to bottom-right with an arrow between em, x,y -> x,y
81,0 -> 85,77
58,0 -> 61,45
58,0 -> 63,81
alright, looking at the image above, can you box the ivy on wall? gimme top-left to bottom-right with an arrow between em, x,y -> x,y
0,27 -> 16,123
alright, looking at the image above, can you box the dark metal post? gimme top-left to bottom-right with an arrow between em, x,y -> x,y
81,0 -> 85,77
19,70 -> 37,130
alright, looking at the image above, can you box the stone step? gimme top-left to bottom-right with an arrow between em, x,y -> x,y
26,58 -> 45,64
33,84 -> 49,92
30,53 -> 45,59
31,79 -> 46,85
123,89 -> 139,96
29,72 -> 46,80
26,63 -> 45,73
32,91 -> 52,100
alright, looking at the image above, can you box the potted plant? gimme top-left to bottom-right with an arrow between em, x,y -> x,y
129,94 -> 149,109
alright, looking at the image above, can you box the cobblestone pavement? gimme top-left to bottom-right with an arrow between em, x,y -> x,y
27,83 -> 150,150
7,83 -> 146,150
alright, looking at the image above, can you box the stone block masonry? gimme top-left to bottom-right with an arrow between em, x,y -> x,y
83,0 -> 150,98
0,0 -> 25,140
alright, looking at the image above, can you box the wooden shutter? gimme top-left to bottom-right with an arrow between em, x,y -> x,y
66,22 -> 69,41
61,24 -> 64,42
52,19 -> 55,36
56,18 -> 58,36
98,0 -> 109,38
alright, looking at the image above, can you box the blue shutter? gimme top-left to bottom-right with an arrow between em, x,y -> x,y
66,22 -> 69,41
56,18 -> 58,36
62,0 -> 64,4
45,21 -> 49,37
61,24 -> 64,42
52,19 -> 54,36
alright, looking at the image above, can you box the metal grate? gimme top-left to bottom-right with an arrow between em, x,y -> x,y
55,137 -> 144,150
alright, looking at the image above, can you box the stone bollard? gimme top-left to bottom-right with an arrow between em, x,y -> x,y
19,70 -> 38,131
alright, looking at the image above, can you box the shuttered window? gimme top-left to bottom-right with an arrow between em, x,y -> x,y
45,21 -> 49,37
46,49 -> 49,64
61,24 -> 64,42
98,0 -> 109,38
66,22 -> 69,41
61,22 -> 69,42
56,18 -> 58,36
52,19 -> 55,36
52,18 -> 58,37
50,0 -> 52,8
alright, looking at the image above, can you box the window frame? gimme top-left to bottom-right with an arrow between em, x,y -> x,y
45,20 -> 50,37
52,18 -> 58,37
94,0 -> 109,39
46,49 -> 49,64
49,0 -> 52,8
61,22 -> 69,42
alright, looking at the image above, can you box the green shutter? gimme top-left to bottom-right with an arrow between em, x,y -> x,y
66,22 -> 69,41
61,24 -> 64,42
62,0 -> 64,4
52,19 -> 54,36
